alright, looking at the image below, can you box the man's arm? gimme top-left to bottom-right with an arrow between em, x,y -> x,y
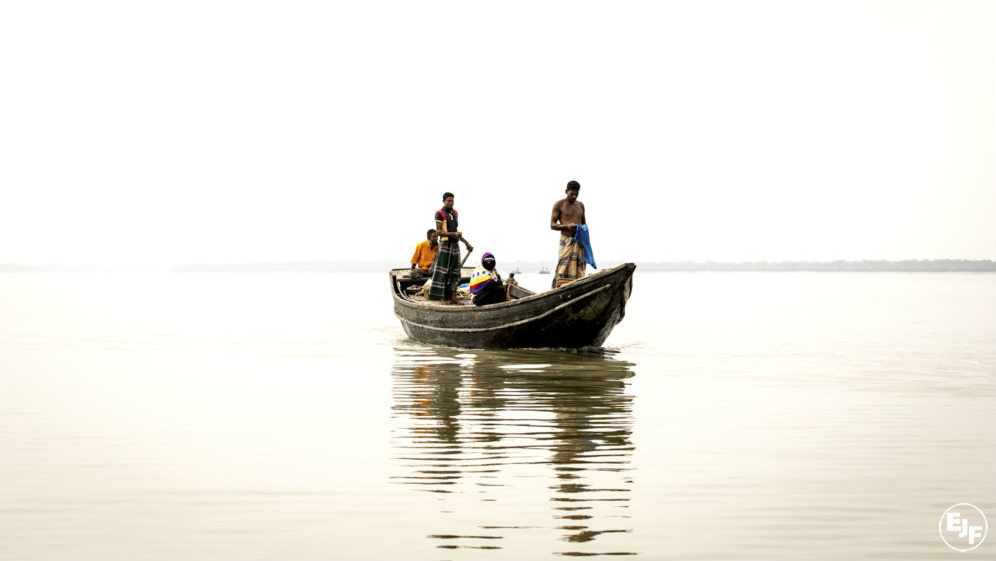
436,220 -> 473,251
551,202 -> 565,231
436,219 -> 462,238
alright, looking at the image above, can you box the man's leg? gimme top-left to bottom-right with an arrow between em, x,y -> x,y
492,281 -> 507,303
554,235 -> 578,288
446,270 -> 461,305
474,282 -> 506,306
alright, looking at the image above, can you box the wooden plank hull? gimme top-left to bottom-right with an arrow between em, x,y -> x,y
391,263 -> 635,349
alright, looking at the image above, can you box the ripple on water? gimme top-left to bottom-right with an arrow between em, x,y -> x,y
391,344 -> 639,557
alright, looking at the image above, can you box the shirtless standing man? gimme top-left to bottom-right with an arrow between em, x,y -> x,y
550,180 -> 587,288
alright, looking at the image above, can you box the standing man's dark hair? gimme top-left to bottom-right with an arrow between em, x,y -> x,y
442,192 -> 454,201
566,180 -> 580,191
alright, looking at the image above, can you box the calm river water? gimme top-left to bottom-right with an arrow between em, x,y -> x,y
0,271 -> 993,560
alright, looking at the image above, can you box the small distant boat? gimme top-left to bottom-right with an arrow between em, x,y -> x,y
389,263 -> 636,349
511,267 -> 522,274
538,266 -> 550,274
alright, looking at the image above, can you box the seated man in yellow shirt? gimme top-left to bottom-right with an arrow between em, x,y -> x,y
410,229 -> 439,281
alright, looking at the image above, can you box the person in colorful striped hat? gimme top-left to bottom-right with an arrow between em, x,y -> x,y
469,252 -> 507,306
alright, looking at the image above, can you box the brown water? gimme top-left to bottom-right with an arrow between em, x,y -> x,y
1,272 -> 993,560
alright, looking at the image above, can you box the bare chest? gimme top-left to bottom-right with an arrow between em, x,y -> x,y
558,202 -> 584,223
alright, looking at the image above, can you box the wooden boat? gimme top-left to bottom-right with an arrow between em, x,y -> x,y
390,263 -> 636,349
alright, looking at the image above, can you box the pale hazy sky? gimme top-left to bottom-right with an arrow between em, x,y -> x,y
1,0 -> 993,266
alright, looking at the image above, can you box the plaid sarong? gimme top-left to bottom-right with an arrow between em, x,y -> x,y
428,239 -> 461,299
554,234 -> 586,288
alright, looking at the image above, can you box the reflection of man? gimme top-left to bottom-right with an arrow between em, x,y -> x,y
390,343 -> 636,548
469,252 -> 507,306
409,229 -> 438,281
550,180 -> 587,288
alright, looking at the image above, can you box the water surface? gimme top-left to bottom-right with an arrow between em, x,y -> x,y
0,271 -> 993,559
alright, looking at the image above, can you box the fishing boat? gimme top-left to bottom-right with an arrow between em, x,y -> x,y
538,266 -> 550,274
390,263 -> 636,349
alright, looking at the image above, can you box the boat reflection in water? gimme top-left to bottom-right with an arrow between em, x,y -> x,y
391,344 -> 637,557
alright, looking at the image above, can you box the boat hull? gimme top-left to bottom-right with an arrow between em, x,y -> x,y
391,263 -> 635,349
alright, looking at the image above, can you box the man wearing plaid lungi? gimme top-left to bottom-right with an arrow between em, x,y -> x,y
428,192 -> 473,305
550,180 -> 587,288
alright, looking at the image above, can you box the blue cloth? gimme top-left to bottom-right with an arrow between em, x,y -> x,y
573,225 -> 596,269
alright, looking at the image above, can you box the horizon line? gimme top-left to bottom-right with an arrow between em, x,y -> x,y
1,258 -> 994,273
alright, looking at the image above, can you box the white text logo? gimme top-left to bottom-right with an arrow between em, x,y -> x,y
939,503 -> 988,552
